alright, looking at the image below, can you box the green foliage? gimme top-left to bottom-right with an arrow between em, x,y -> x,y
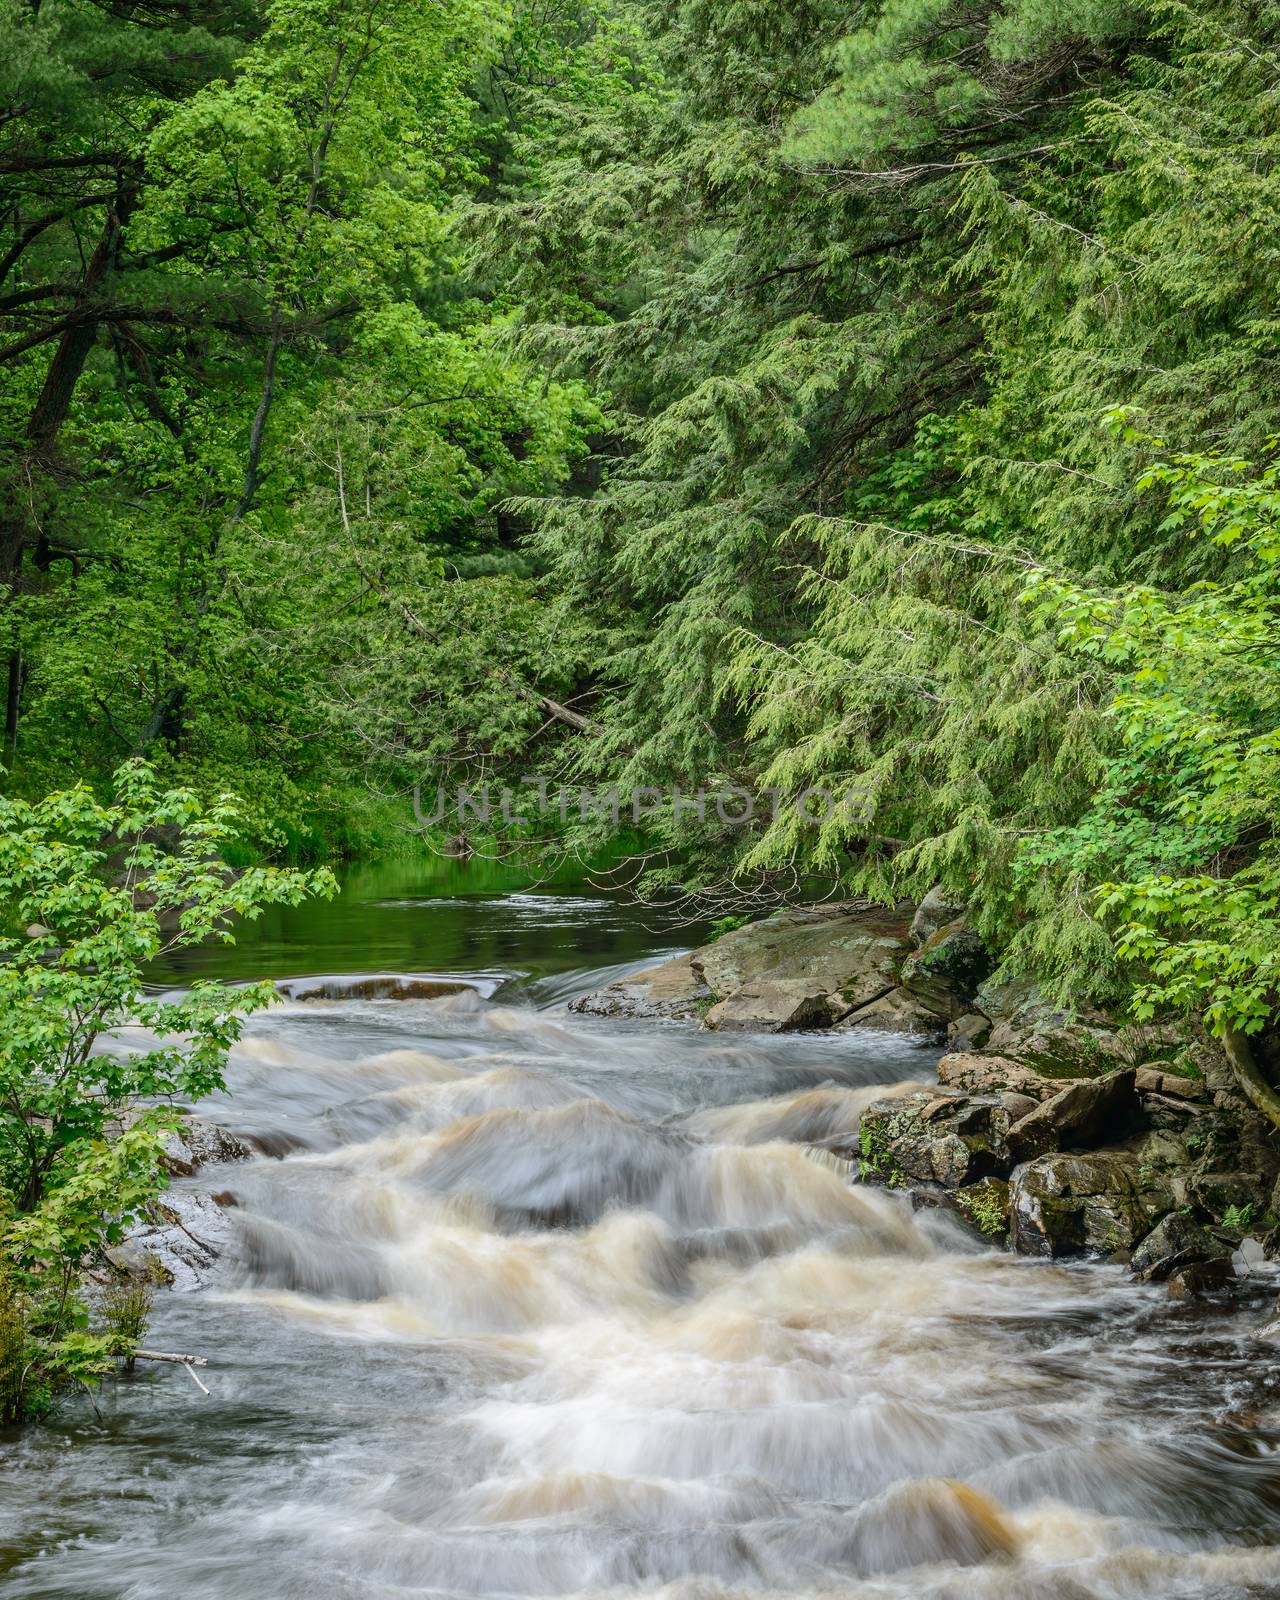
6,0 -> 1280,1043
0,760 -> 332,1415
1022,432 -> 1280,1033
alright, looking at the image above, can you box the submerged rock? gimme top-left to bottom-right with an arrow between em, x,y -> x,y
277,974 -> 481,1002
839,1476 -> 1019,1574
1168,1258 -> 1234,1300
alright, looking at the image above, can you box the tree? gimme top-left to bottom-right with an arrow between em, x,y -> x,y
0,759 -> 333,1411
1021,428 -> 1280,1039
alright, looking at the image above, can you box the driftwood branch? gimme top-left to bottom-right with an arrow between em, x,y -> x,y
133,1348 -> 211,1395
133,1349 -> 209,1367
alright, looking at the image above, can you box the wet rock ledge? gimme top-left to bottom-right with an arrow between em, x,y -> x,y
571,887 -> 985,1035
573,892 -> 1280,1282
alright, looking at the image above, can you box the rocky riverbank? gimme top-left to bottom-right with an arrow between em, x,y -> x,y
573,894 -> 1280,1289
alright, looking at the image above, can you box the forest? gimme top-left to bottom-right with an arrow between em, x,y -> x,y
7,6 -> 1280,1579
3,0 -> 1280,1031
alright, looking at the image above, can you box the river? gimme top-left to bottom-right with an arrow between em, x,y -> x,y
2,862 -> 1279,1598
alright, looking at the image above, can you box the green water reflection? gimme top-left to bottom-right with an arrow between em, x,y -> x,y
150,852 -> 709,987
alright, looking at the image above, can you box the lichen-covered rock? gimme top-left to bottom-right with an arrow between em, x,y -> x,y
570,954 -> 710,1021
1187,1169 -> 1273,1222
908,887 -> 968,949
1135,1065 -> 1209,1102
694,903 -> 910,1023
1009,1152 -> 1173,1257
899,919 -> 992,1020
1006,1069 -> 1138,1161
947,1012 -> 993,1053
859,1092 -> 1014,1189
936,1052 -> 1066,1102
1131,1212 -> 1231,1282
113,1190 -> 237,1292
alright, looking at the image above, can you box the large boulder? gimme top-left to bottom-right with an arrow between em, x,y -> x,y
695,903 -> 910,1028
1131,1212 -> 1231,1283
909,886 -> 968,948
859,1091 -> 1014,1188
899,919 -> 993,1020
703,980 -> 838,1033
836,986 -> 948,1038
936,1052 -> 1067,1102
1009,1152 -> 1173,1257
1005,1069 -> 1138,1161
569,954 -> 710,1021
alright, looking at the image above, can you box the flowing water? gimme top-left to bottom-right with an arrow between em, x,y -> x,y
3,865 -> 1280,1599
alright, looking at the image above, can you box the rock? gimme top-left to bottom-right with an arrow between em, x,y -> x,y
1006,1069 -> 1138,1161
1188,1170 -> 1272,1223
936,1052 -> 1066,1102
1000,1092 -> 1038,1122
162,1117 -> 253,1177
843,1476 -> 1018,1574
121,1190 -> 236,1292
953,1176 -> 1011,1240
693,903 -> 910,1026
1135,1065 -> 1209,1101
1168,1259 -> 1234,1300
570,954 -> 710,1021
859,1092 -> 1014,1189
104,1239 -> 163,1281
973,975 -> 1137,1077
948,1012 -> 992,1053
278,974 -> 482,1002
1131,1212 -> 1231,1282
899,919 -> 993,1020
703,981 -> 838,1033
836,986 -> 947,1038
909,886 -> 968,948
1009,1152 -> 1172,1257
1232,1236 -> 1269,1277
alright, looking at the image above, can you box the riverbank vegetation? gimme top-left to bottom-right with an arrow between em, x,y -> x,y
2,0 -> 1279,1030
0,763 -> 331,1420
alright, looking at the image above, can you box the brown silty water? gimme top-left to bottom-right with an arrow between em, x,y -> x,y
2,889 -> 1280,1599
